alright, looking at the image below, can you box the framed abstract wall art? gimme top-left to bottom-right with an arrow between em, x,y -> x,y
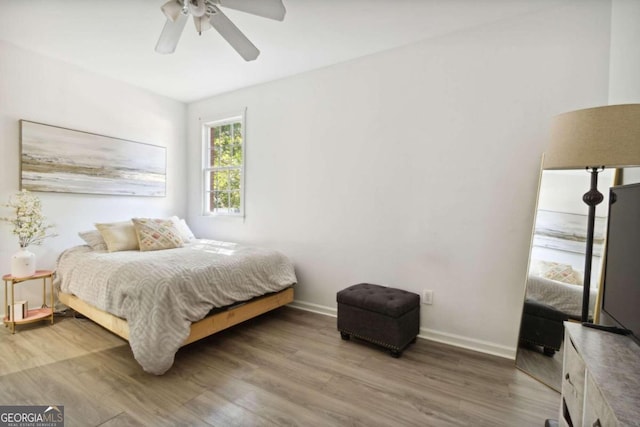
532,209 -> 606,256
19,120 -> 166,197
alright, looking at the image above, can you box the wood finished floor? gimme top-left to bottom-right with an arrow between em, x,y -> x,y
516,342 -> 564,392
0,308 -> 559,426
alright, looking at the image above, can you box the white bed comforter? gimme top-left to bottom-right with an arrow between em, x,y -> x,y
526,275 -> 598,319
54,239 -> 297,374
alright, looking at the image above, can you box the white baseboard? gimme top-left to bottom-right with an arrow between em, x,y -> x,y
418,328 -> 516,360
288,299 -> 337,317
288,299 -> 516,360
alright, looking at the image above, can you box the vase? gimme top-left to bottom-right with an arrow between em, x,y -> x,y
11,247 -> 36,278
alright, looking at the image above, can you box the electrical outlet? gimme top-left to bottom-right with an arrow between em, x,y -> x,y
422,290 -> 433,305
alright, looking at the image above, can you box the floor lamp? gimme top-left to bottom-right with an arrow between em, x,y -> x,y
543,104 -> 640,324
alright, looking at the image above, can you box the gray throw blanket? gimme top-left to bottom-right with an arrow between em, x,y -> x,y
55,239 -> 296,374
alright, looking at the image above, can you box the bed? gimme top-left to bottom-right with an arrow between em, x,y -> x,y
525,259 -> 600,319
525,275 -> 597,320
54,239 -> 297,375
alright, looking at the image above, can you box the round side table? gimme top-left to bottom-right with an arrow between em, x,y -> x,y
2,269 -> 55,334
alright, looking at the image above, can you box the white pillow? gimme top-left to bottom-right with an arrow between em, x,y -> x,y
95,220 -> 140,252
78,230 -> 108,251
170,216 -> 196,243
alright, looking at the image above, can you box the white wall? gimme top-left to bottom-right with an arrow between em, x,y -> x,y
537,170 -> 615,216
611,0 -> 640,181
609,0 -> 640,103
0,41 -> 187,312
187,1 -> 611,357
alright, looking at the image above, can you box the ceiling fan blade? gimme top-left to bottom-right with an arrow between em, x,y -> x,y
217,0 -> 286,21
209,6 -> 260,61
155,13 -> 188,54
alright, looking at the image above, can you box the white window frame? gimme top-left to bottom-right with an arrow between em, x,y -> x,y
201,110 -> 246,217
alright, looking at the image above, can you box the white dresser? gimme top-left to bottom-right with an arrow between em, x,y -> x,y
560,322 -> 640,427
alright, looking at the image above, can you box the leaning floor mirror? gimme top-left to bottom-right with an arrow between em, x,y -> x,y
516,104 -> 640,391
516,166 -> 640,391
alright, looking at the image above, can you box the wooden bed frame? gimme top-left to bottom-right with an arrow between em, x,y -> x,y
58,287 -> 294,346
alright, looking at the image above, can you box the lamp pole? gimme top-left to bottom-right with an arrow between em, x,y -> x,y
581,166 -> 604,323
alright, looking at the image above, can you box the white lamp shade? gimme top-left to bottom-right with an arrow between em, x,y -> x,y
544,104 -> 640,170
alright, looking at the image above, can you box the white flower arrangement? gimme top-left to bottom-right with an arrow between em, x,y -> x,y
1,190 -> 57,248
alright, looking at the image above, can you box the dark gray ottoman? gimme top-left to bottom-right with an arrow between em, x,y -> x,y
337,283 -> 420,357
519,298 -> 568,357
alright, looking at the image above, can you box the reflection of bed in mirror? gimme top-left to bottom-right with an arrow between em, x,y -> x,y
525,262 -> 597,320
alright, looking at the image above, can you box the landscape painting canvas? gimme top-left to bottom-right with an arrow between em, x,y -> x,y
20,120 -> 166,197
532,209 -> 606,256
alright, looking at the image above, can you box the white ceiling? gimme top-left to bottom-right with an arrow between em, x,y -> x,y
0,0 -> 562,103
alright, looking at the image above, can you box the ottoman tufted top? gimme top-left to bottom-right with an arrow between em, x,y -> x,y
337,283 -> 420,318
523,299 -> 568,322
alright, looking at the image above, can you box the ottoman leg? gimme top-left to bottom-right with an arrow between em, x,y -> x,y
390,349 -> 401,358
340,331 -> 351,341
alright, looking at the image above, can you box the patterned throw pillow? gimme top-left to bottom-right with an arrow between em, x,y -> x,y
132,218 -> 184,252
531,260 -> 582,285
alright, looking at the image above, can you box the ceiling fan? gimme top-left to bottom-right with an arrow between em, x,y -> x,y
155,0 -> 286,61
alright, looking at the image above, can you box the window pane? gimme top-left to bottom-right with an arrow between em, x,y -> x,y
211,125 -> 227,167
229,190 -> 241,211
208,192 -> 214,211
211,127 -> 220,149
213,191 -> 226,208
219,143 -> 232,167
231,144 -> 242,166
214,192 -> 231,212
213,170 -> 228,190
220,124 -> 231,142
229,169 -> 240,190
210,171 -> 216,190
233,123 -> 242,143
208,149 -> 220,167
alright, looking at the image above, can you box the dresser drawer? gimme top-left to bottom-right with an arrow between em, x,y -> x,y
562,334 -> 585,426
584,373 -> 618,427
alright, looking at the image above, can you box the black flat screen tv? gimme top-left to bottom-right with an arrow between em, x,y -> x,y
601,182 -> 640,344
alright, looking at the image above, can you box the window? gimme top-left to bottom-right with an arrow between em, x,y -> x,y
202,113 -> 245,216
